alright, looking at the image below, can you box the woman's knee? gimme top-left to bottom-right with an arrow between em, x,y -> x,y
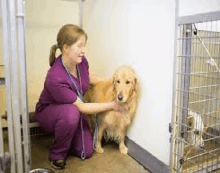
61,104 -> 80,126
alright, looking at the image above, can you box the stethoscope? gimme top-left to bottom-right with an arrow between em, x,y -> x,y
61,57 -> 86,159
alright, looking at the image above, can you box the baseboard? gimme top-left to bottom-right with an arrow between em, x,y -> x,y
125,136 -> 170,173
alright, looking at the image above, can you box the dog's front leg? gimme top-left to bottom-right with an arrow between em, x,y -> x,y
119,131 -> 128,154
96,124 -> 106,154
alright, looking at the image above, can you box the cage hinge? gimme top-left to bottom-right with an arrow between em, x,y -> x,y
169,135 -> 172,143
169,123 -> 172,133
0,152 -> 11,171
169,123 -> 173,143
0,77 -> 5,85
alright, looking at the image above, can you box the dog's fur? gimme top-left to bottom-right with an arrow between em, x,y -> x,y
187,110 -> 205,149
84,66 -> 139,154
186,109 -> 220,151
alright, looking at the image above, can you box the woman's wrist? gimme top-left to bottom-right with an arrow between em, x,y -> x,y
110,101 -> 127,113
109,102 -> 115,110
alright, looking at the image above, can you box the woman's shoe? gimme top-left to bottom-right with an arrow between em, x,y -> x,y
49,158 -> 66,169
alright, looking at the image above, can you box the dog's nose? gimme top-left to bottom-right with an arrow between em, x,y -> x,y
118,94 -> 123,101
200,146 -> 204,149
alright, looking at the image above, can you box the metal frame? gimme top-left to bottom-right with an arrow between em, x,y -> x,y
0,0 -> 16,172
16,0 -> 31,172
0,0 -> 85,172
79,0 -> 83,28
178,10 -> 220,25
8,0 -> 25,172
170,1 -> 220,172
0,110 -> 3,173
170,0 -> 180,171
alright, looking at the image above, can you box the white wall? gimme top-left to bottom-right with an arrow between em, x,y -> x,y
25,0 -> 79,112
83,0 -> 175,165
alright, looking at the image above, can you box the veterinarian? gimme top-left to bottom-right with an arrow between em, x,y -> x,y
35,24 -> 126,169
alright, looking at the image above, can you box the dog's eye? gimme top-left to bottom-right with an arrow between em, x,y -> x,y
126,81 -> 130,84
116,80 -> 120,83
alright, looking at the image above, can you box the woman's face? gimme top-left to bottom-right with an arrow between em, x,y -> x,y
65,35 -> 86,65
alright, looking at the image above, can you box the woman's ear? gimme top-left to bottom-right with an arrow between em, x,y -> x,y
63,44 -> 69,54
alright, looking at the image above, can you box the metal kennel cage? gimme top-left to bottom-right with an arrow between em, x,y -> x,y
0,0 -> 85,172
170,2 -> 220,173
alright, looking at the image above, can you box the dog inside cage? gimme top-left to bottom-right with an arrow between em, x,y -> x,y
187,110 -> 205,150
174,20 -> 220,172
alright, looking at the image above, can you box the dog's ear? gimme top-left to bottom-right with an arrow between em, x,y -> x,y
188,117 -> 194,129
112,72 -> 117,91
112,75 -> 116,98
107,75 -> 116,100
133,74 -> 139,93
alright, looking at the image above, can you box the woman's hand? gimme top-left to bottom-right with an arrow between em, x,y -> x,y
111,100 -> 127,113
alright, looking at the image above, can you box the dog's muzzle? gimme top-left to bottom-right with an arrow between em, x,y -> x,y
117,94 -> 123,102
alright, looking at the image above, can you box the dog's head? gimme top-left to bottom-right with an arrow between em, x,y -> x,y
187,110 -> 205,150
112,66 -> 138,103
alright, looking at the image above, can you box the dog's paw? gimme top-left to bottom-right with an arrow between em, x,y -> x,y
120,146 -> 128,154
96,147 -> 104,154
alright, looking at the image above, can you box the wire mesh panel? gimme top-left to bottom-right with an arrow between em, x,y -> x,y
171,18 -> 220,172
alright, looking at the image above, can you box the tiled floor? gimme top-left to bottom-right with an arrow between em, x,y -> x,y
30,135 -> 150,173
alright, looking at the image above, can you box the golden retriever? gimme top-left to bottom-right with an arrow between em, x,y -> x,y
84,66 -> 139,154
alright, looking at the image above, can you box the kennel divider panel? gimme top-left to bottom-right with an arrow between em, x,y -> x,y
180,24 -> 192,141
170,0 -> 180,171
0,107 -> 4,173
170,7 -> 220,173
172,23 -> 193,173
8,0 -> 25,172
0,0 -> 16,172
16,0 -> 31,172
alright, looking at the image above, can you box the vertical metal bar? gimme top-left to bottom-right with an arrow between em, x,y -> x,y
209,21 -> 215,172
0,106 -> 4,173
0,0 -> 16,172
78,0 -> 83,28
16,0 -> 31,172
8,0 -> 24,172
173,24 -> 192,172
170,0 -> 179,172
193,26 -> 199,169
181,24 -> 192,139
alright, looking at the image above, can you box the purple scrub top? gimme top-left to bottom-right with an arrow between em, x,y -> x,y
35,55 -> 90,114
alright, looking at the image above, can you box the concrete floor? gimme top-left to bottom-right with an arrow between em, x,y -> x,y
2,130 -> 149,173
2,114 -> 151,173
30,135 -> 150,173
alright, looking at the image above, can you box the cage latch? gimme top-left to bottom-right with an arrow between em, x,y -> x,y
0,152 -> 11,171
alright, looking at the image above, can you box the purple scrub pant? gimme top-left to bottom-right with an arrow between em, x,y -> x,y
35,104 -> 93,161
